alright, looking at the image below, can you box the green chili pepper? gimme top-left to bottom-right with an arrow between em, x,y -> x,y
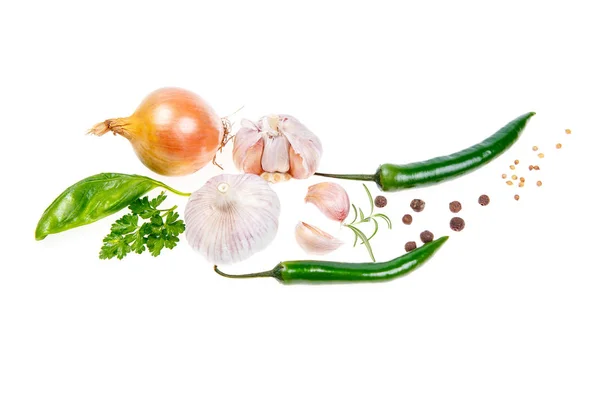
35,173 -> 190,240
315,112 -> 536,192
214,236 -> 448,283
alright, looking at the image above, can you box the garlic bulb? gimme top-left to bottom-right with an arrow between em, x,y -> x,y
295,222 -> 344,255
184,174 -> 280,264
232,115 -> 323,182
305,182 -> 350,222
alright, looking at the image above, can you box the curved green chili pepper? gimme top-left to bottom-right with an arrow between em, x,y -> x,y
214,236 -> 448,284
35,173 -> 190,240
315,112 -> 535,192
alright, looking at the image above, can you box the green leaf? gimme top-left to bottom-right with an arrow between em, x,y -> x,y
345,225 -> 375,262
99,233 -> 131,260
164,212 -> 185,236
164,235 -> 180,250
150,191 -> 167,209
358,207 -> 365,221
362,184 -> 374,217
373,213 -> 392,229
364,218 -> 379,243
128,230 -> 146,254
150,214 -> 164,227
129,196 -> 151,215
350,204 -> 358,224
147,236 -> 165,257
110,214 -> 139,235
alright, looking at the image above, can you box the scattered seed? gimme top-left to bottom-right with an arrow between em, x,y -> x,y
533,165 -> 540,170
404,241 -> 417,252
506,180 -> 513,186
374,195 -> 387,208
514,194 -> 520,201
532,146 -> 538,151
420,230 -> 434,243
449,201 -> 462,213
449,217 -> 465,232
514,160 -> 520,165
538,153 -> 545,158
478,194 -> 490,206
565,129 -> 571,134
509,165 -> 516,170
556,143 -> 562,149
520,177 -> 525,182
528,165 -> 534,171
537,181 -> 542,187
502,173 -> 507,179
410,199 -> 426,212
402,214 -> 413,225
518,182 -> 525,188
512,175 -> 518,180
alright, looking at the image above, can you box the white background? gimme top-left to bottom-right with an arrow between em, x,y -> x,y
1,1 -> 599,399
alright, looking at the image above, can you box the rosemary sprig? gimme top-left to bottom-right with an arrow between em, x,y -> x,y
343,184 -> 392,262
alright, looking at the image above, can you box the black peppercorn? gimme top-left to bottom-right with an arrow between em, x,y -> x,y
404,241 -> 417,252
449,201 -> 462,213
449,217 -> 465,232
374,195 -> 387,208
402,214 -> 413,225
420,230 -> 434,243
478,194 -> 490,206
410,199 -> 425,212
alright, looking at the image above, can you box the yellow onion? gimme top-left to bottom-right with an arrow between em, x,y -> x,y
89,87 -> 225,176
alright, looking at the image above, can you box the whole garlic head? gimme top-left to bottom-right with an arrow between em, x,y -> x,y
232,115 -> 323,182
184,174 -> 280,264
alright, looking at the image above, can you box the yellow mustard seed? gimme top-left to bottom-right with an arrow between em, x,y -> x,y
537,180 -> 542,187
538,153 -> 545,158
512,175 -> 518,180
556,143 -> 562,149
528,165 -> 534,171
502,173 -> 507,179
565,129 -> 571,134
509,165 -> 516,170
514,160 -> 520,165
506,180 -> 513,186
518,182 -> 525,188
514,194 -> 520,201
520,177 -> 525,182
533,165 -> 540,170
533,146 -> 538,151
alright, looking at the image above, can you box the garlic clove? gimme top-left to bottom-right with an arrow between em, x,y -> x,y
232,119 -> 264,174
295,221 -> 344,255
280,115 -> 323,179
261,135 -> 290,173
305,182 -> 350,222
184,174 -> 280,264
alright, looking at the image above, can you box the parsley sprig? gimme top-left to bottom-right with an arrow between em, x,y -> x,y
99,192 -> 185,260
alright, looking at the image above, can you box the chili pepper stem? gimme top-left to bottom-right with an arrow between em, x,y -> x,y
314,172 -> 375,182
213,265 -> 282,281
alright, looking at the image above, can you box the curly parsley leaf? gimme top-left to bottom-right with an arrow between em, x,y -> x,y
99,192 -> 185,260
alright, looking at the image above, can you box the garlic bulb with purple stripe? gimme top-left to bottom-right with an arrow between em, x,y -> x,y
184,174 -> 280,264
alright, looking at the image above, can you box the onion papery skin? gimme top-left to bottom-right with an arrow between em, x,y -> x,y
92,87 -> 224,176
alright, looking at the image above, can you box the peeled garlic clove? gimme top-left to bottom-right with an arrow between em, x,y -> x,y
232,119 -> 264,174
184,174 -> 280,264
305,182 -> 350,222
295,222 -> 344,255
280,115 -> 323,179
261,135 -> 290,173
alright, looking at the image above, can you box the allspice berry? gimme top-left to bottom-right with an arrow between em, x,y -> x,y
404,241 -> 417,252
449,217 -> 465,232
402,214 -> 413,225
478,194 -> 490,206
374,195 -> 387,208
449,201 -> 462,213
420,230 -> 434,243
410,199 -> 426,212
